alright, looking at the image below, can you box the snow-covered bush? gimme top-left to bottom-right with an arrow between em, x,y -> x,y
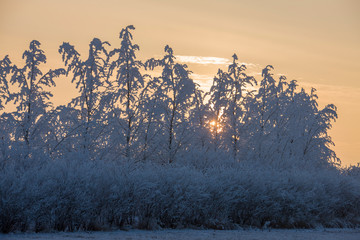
0,159 -> 359,233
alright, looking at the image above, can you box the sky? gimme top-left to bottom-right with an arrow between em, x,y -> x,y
0,0 -> 359,166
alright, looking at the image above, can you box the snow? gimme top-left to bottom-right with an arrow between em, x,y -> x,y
1,229 -> 360,240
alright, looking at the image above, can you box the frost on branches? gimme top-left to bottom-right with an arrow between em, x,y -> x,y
0,26 -> 358,233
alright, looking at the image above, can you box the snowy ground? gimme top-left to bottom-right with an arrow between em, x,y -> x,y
1,229 -> 360,240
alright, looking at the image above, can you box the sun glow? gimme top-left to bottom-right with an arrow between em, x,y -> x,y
209,120 -> 223,133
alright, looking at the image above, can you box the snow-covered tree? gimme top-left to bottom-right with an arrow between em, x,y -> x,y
135,77 -> 165,161
223,54 -> 256,158
207,69 -> 228,151
242,65 -> 339,167
189,85 -> 209,150
48,105 -> 83,158
288,88 -> 339,166
146,46 -> 196,163
0,56 -> 12,111
245,65 -> 280,161
106,25 -> 144,159
0,56 -> 13,165
59,38 -> 109,156
5,40 -> 65,156
206,55 -> 255,158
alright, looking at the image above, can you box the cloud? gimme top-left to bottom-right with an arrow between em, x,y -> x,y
190,73 -> 214,90
190,73 -> 258,93
175,55 -> 231,65
191,73 -> 213,82
175,55 -> 257,67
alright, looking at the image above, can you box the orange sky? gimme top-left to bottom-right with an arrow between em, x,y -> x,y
0,0 -> 359,166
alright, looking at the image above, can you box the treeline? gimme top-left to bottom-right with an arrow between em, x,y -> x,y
0,25 -> 339,167
1,26 -> 360,233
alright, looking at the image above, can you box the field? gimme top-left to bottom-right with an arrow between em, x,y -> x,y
2,229 -> 360,240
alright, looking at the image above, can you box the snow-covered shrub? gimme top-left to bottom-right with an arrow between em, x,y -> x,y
1,158 -> 359,233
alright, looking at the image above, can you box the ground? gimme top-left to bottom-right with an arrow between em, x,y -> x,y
1,229 -> 360,240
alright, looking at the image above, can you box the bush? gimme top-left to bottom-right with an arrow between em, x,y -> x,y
1,157 -> 359,233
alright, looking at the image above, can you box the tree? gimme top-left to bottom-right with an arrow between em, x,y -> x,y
0,56 -> 13,165
207,69 -> 228,151
6,40 -> 64,156
0,55 -> 12,111
289,88 -> 339,166
206,54 -> 255,158
224,54 -> 256,158
243,65 -> 339,167
146,46 -> 196,163
136,77 -> 165,161
106,25 -> 144,159
189,85 -> 209,150
59,38 -> 109,156
249,65 -> 278,161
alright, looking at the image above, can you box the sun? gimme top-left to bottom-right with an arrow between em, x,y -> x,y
209,120 -> 222,133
